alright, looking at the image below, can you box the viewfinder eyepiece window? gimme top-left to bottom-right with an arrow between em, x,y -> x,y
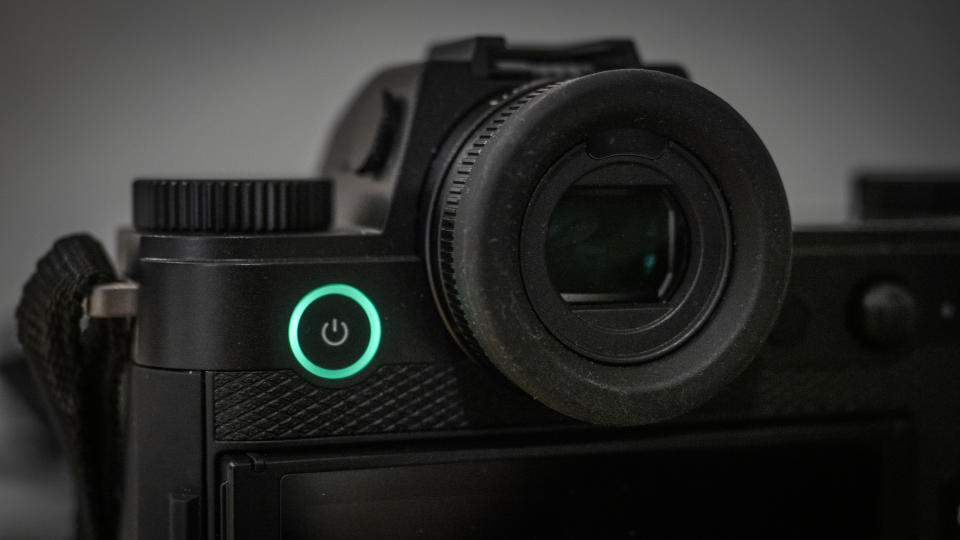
545,186 -> 681,304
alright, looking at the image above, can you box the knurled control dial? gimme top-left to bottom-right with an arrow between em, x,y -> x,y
133,179 -> 331,233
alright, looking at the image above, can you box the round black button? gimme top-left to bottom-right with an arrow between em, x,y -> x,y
853,281 -> 918,349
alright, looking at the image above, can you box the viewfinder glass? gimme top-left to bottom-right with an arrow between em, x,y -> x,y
545,186 -> 679,303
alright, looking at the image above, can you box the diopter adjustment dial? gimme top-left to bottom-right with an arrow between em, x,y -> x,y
133,179 -> 331,234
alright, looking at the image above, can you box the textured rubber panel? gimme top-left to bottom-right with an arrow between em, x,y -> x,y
213,353 -> 920,441
213,363 -> 565,441
133,179 -> 331,233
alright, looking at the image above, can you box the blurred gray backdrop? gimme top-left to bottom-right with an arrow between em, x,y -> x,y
3,0 -> 960,321
1,0 -> 959,536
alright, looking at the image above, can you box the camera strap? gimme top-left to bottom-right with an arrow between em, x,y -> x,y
16,234 -> 132,540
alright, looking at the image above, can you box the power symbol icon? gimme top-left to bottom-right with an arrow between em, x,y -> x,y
321,318 -> 350,347
289,283 -> 381,380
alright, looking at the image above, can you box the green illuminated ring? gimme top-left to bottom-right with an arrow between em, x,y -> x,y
288,283 -> 382,380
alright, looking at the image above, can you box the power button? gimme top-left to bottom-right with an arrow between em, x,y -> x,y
287,283 -> 382,380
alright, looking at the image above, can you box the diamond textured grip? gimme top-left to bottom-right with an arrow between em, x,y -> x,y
212,364 -> 568,441
210,355 -> 921,441
133,179 -> 331,233
214,366 -> 469,440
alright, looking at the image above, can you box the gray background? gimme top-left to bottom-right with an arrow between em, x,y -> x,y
1,1 -> 959,537
3,0 -> 960,320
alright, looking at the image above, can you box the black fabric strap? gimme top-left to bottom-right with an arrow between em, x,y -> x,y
16,234 -> 132,540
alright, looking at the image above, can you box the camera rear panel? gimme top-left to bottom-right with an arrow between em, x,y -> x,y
120,226 -> 960,539
197,227 -> 960,440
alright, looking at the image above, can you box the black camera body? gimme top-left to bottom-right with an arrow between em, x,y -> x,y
92,37 -> 959,539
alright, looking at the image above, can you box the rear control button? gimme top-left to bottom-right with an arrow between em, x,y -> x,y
852,281 -> 917,349
288,284 -> 381,380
